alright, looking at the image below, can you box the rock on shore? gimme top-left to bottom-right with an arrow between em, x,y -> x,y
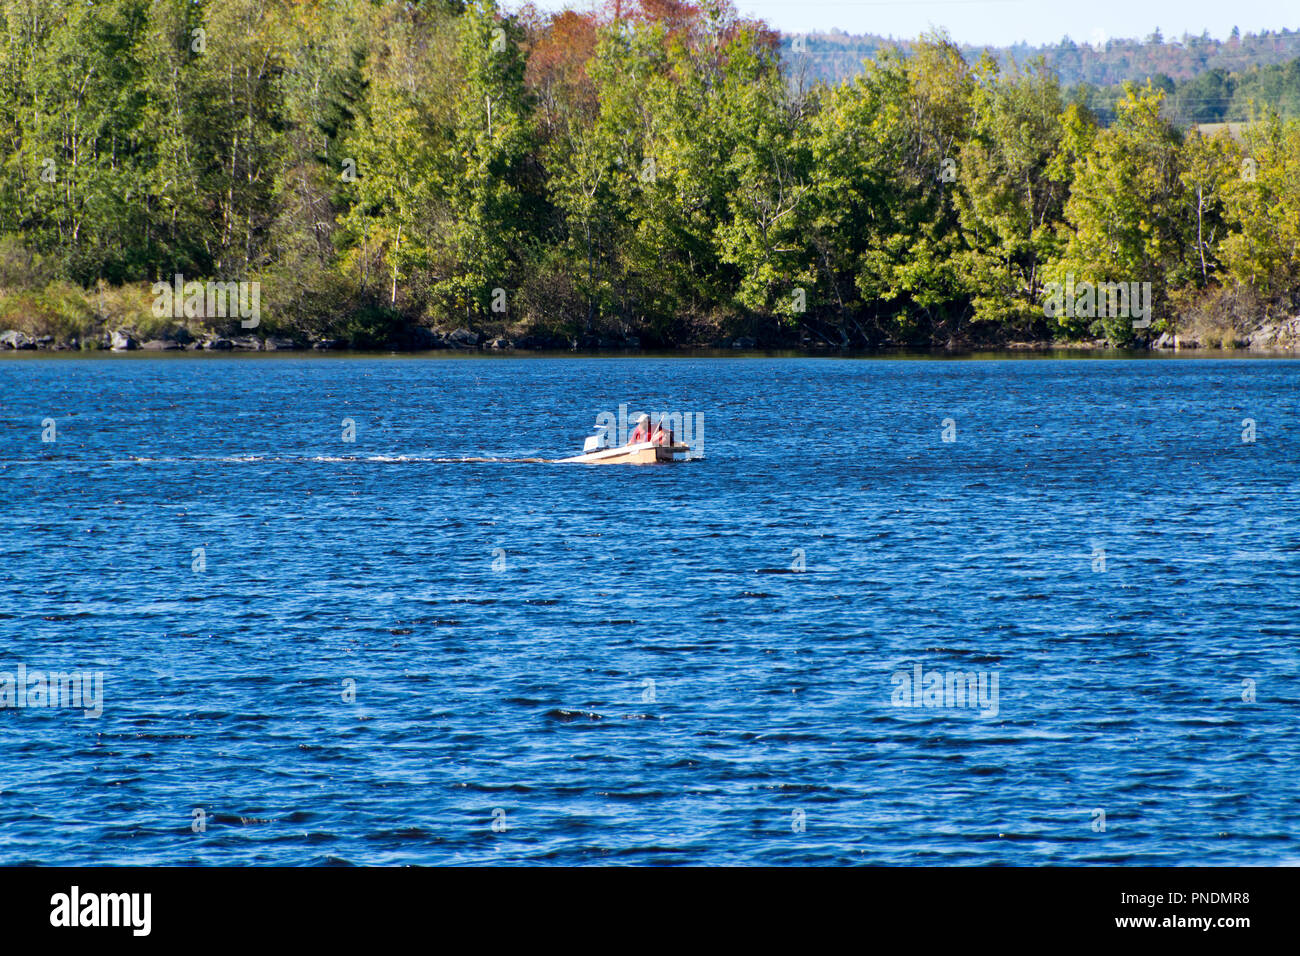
0,330 -> 34,349
1244,316 -> 1300,351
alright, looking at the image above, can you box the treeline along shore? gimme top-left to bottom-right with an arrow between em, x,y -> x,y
1,0 -> 1299,355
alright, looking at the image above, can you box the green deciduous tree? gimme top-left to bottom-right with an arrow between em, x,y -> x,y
1047,84 -> 1190,342
1217,113 -> 1300,308
954,57 -> 1070,337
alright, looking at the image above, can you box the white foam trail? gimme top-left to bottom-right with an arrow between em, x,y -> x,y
2,455 -> 561,465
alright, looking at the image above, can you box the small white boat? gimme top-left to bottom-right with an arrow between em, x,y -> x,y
564,439 -> 696,465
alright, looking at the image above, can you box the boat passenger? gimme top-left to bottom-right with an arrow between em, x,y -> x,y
628,413 -> 652,444
650,417 -> 673,446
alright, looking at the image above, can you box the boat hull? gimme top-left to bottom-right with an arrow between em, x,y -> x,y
559,441 -> 690,465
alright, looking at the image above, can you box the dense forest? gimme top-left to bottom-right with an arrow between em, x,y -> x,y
786,27 -> 1300,90
0,0 -> 1298,351
789,29 -> 1300,128
1067,59 -> 1300,127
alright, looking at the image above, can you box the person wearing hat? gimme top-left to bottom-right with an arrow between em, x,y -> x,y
628,413 -> 652,445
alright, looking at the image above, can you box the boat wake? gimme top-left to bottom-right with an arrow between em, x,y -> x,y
2,454 -> 565,465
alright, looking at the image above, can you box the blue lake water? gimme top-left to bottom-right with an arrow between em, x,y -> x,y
1,354 -> 1297,865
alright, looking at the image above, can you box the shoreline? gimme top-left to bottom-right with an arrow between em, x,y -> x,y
4,316 -> 1299,358
3,344 -> 1298,360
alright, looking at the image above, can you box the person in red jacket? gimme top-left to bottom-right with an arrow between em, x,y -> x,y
650,417 -> 674,446
628,413 -> 652,444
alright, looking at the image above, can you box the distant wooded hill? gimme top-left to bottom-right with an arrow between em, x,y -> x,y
782,27 -> 1300,123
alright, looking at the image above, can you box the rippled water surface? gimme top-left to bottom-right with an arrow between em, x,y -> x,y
1,354 -> 1297,865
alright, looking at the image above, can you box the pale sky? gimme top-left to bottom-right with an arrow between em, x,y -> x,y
515,0 -> 1298,47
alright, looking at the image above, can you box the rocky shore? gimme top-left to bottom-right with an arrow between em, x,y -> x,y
0,325 -> 652,353
0,326 -> 529,353
3,317 -> 1299,354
